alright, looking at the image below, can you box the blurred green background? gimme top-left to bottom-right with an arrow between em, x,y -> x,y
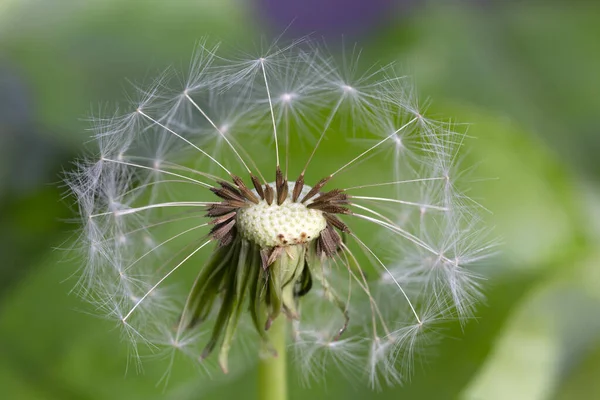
1,0 -> 599,399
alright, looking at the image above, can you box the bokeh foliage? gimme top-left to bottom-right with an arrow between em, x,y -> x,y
1,1 -> 599,399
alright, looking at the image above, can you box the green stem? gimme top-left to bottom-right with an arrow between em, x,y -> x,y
257,317 -> 288,400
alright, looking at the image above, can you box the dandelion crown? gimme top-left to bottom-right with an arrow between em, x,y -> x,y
67,39 -> 489,388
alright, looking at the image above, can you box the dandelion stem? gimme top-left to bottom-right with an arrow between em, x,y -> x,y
257,316 -> 288,400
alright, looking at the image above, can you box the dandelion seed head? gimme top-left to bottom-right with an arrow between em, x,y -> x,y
65,38 -> 493,389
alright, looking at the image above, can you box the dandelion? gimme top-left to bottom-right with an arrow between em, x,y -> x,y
65,38 -> 491,397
